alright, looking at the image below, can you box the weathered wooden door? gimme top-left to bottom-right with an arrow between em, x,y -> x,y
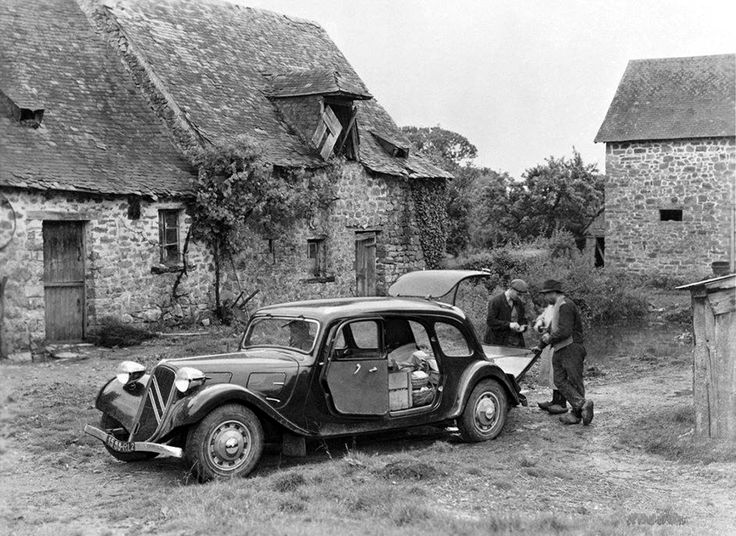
43,221 -> 85,342
355,232 -> 376,297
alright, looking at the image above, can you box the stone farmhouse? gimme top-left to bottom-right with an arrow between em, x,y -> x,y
0,0 -> 451,358
595,54 -> 735,277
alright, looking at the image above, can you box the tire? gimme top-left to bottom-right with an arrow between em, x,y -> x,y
184,404 -> 264,482
458,379 -> 508,442
100,414 -> 157,462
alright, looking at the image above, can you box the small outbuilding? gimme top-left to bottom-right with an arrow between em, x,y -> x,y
677,274 -> 736,441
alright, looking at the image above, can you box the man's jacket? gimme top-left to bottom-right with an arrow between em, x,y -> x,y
484,291 -> 527,347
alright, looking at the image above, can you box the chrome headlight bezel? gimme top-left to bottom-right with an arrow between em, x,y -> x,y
115,361 -> 146,386
174,367 -> 206,394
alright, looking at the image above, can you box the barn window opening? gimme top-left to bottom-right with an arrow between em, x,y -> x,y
127,197 -> 141,220
307,238 -> 326,277
158,209 -> 181,265
659,209 -> 683,221
594,237 -> 605,268
312,99 -> 359,161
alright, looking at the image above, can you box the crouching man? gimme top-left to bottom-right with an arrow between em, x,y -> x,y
538,279 -> 594,425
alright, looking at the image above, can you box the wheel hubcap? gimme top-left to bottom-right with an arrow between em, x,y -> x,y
475,393 -> 499,431
208,420 -> 251,471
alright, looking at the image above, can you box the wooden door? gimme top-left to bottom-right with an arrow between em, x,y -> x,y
355,232 -> 376,297
43,221 -> 85,342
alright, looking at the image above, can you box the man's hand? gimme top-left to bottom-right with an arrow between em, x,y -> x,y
509,322 -> 521,331
541,333 -> 551,344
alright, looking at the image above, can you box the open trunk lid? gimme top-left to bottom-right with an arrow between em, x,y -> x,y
388,270 -> 489,306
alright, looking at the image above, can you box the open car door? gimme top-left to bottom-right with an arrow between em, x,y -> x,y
323,319 -> 389,416
483,345 -> 538,382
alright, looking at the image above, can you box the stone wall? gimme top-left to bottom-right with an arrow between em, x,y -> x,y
1,162 -> 430,356
604,137 -> 735,276
0,188 -> 212,357
219,162 -> 426,310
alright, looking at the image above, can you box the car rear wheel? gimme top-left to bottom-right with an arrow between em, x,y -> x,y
184,404 -> 264,482
100,413 -> 157,462
458,379 -> 508,442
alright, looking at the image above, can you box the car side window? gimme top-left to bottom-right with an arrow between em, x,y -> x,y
332,320 -> 380,360
434,321 -> 472,357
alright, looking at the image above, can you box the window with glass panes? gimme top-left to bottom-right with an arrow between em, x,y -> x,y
158,209 -> 180,265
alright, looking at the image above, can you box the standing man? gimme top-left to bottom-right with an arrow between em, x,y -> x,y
538,279 -> 594,425
484,279 -> 529,347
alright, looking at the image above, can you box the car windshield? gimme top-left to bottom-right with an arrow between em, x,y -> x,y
241,317 -> 319,353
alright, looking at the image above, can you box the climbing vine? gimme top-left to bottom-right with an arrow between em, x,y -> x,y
410,179 -> 448,269
181,135 -> 335,317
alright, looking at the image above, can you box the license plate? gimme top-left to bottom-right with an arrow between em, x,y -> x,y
105,435 -> 136,453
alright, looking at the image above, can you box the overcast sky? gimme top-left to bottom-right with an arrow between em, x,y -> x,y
243,0 -> 735,178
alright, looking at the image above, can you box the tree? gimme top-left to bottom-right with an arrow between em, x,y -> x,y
511,149 -> 604,246
185,135 -> 333,316
473,149 -> 604,248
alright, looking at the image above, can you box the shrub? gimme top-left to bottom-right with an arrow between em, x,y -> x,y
88,316 -> 156,348
455,238 -> 649,327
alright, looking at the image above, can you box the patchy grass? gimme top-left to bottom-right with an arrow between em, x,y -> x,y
618,405 -> 736,464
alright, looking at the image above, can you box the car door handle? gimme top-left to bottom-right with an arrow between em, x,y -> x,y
353,363 -> 361,375
368,367 -> 377,373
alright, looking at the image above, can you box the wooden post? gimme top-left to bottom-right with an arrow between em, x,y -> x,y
0,276 -> 7,358
680,275 -> 736,441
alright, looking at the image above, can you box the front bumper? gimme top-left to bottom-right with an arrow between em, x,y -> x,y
84,424 -> 183,458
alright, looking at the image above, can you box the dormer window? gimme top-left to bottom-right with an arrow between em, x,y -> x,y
371,130 -> 410,158
18,108 -> 44,128
312,98 -> 359,160
1,90 -> 44,128
267,68 -> 372,162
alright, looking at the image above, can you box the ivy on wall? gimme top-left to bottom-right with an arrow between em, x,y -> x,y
180,135 -> 336,317
410,179 -> 448,269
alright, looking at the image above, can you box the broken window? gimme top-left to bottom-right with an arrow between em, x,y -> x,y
307,238 -> 326,277
659,209 -> 683,221
312,99 -> 359,161
158,209 -> 181,265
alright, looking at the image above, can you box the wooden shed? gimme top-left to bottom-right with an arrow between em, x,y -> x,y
677,274 -> 736,441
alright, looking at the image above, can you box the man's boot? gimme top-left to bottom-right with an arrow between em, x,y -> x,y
581,399 -> 594,425
539,390 -> 566,412
537,399 -> 555,411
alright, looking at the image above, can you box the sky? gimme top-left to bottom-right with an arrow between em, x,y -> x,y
242,0 -> 735,178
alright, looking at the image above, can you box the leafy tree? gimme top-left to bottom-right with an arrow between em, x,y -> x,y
185,135 -> 333,316
510,149 -> 603,245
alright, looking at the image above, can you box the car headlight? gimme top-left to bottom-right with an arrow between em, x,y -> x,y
174,367 -> 206,393
116,361 -> 146,386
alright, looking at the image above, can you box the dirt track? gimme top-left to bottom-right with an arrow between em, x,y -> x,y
1,338 -> 735,535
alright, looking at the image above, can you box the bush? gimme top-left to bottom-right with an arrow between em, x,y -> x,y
455,237 -> 649,327
88,316 -> 156,348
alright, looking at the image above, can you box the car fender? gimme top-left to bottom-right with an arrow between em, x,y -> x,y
166,383 -> 311,436
449,361 -> 520,417
95,375 -> 150,432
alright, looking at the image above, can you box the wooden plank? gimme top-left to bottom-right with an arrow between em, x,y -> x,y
708,290 -> 736,316
311,120 -> 327,147
45,286 -> 84,341
320,132 -> 338,160
323,105 -> 342,136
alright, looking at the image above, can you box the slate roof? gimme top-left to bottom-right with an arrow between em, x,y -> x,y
0,0 -> 196,197
100,0 -> 451,179
595,54 -> 736,143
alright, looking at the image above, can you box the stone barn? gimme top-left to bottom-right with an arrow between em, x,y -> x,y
0,0 -> 451,359
594,54 -> 736,277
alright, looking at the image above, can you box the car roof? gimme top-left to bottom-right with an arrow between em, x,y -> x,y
254,296 -> 465,325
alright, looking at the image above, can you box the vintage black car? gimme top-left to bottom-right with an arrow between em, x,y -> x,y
84,270 -> 537,481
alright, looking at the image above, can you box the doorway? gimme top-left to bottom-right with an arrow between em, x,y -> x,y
43,221 -> 85,342
355,232 -> 377,296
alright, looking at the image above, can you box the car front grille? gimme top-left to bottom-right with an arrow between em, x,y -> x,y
130,365 -> 176,442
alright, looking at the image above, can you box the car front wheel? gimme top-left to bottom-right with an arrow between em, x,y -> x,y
458,379 -> 508,442
184,404 -> 264,482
